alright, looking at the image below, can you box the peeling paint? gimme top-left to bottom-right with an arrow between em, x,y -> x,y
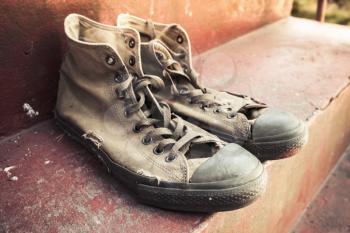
9,176 -> 18,181
37,178 -> 45,184
4,165 -> 16,176
22,103 -> 39,118
306,79 -> 350,121
185,0 -> 192,17
149,0 -> 154,16
3,165 -> 18,181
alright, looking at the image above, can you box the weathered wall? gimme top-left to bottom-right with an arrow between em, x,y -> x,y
0,0 -> 293,137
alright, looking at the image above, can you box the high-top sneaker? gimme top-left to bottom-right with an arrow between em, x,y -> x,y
55,14 -> 267,212
117,14 -> 308,161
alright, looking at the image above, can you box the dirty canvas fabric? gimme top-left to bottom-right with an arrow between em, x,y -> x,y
55,13 -> 267,212
117,14 -> 308,161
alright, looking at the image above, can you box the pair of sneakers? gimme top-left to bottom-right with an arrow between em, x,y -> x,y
55,14 -> 308,212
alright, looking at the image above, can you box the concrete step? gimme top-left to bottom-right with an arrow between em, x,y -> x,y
292,144 -> 350,233
1,17 -> 350,233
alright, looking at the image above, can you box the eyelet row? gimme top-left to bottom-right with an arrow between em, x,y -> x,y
127,37 -> 136,67
108,38 -> 137,103
175,34 -> 188,75
105,36 -> 136,67
106,54 -> 136,67
139,134 -> 176,162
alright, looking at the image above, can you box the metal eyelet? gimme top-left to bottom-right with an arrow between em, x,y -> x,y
114,73 -> 125,83
129,38 -> 135,48
181,64 -> 188,73
105,55 -> 116,65
153,146 -> 164,155
142,136 -> 152,145
200,103 -> 209,109
176,35 -> 184,44
213,108 -> 221,113
129,56 -> 136,66
124,110 -> 130,118
116,89 -> 127,99
132,124 -> 142,133
165,154 -> 176,162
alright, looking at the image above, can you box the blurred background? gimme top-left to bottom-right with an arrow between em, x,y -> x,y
292,0 -> 350,25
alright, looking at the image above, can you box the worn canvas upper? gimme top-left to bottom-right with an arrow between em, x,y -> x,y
117,14 -> 267,143
57,14 -> 231,183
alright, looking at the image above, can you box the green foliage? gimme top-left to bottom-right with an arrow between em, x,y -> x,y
292,0 -> 350,25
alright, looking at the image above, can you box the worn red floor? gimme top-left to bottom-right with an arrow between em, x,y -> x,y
292,144 -> 350,233
0,121 -> 207,233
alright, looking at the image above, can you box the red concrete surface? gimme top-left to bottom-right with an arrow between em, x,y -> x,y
196,18 -> 350,233
292,144 -> 350,233
1,17 -> 350,233
0,0 -> 293,137
0,121 -> 207,233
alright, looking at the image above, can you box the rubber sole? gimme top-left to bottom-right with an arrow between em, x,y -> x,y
244,126 -> 308,161
54,113 -> 267,212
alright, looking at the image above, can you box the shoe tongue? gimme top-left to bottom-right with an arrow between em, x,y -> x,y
152,41 -> 173,61
141,40 -> 184,77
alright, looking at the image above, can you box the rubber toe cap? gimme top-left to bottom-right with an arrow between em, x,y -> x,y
252,108 -> 303,141
190,144 -> 262,184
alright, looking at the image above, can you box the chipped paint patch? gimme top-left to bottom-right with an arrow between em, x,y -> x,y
37,178 -> 45,184
149,0 -> 155,16
44,160 -> 51,165
3,165 -> 18,181
185,0 -> 193,16
4,166 -> 16,176
23,103 -> 39,118
9,176 -> 18,181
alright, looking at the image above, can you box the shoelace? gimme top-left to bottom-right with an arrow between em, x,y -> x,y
157,52 -> 245,119
115,72 -> 217,161
144,21 -> 265,118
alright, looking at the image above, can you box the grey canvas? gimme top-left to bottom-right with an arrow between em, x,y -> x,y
117,14 -> 308,161
55,14 -> 267,212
